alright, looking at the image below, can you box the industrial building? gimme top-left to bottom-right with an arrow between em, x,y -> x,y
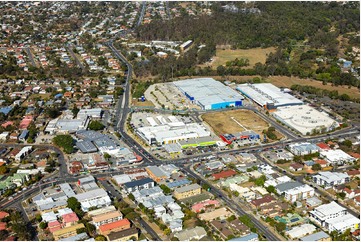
272,105 -> 339,135
236,83 -> 303,109
136,116 -> 211,145
173,78 -> 244,110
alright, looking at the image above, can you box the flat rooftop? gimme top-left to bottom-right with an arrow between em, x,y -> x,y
237,83 -> 303,107
272,105 -> 338,135
173,78 -> 244,109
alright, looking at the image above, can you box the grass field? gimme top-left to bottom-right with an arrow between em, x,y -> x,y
202,110 -> 269,136
205,47 -> 276,69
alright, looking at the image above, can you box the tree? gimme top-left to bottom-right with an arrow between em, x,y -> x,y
275,222 -> 286,232
159,184 -> 171,194
312,163 -> 322,171
0,165 -> 8,175
67,197 -> 81,211
86,222 -> 96,234
35,214 -> 42,222
53,135 -> 75,154
72,106 -> 80,117
39,221 -> 47,229
164,228 -> 171,235
128,193 -> 135,201
88,120 -> 105,131
125,212 -> 141,221
266,185 -> 276,194
103,152 -> 111,160
76,228 -> 87,234
95,235 -> 107,241
254,175 -> 267,186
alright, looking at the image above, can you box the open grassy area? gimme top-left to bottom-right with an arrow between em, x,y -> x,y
266,76 -> 360,99
131,99 -> 155,107
202,110 -> 270,136
205,47 -> 276,69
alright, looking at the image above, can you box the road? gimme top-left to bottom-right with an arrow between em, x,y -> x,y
25,47 -> 36,67
66,43 -> 85,70
136,1 -> 147,27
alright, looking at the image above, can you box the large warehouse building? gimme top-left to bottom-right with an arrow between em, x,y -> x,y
236,83 -> 303,109
173,78 -> 244,110
272,105 -> 339,135
136,115 -> 211,145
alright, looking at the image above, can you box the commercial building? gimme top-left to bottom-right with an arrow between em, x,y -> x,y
173,184 -> 201,200
220,130 -> 261,145
309,201 -> 360,233
98,218 -> 131,236
123,178 -> 155,193
77,108 -> 103,120
74,188 -> 111,212
137,120 -> 211,145
236,83 -> 303,109
287,142 -> 320,156
173,78 -> 243,110
320,149 -> 355,165
53,223 -> 85,240
45,116 -> 90,134
313,172 -> 350,188
272,105 -> 339,135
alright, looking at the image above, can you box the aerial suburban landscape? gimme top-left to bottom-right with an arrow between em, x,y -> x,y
0,1 -> 360,241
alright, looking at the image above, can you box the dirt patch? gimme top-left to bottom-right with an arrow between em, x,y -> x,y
202,110 -> 270,136
201,47 -> 276,69
183,218 -> 197,229
131,99 -> 155,107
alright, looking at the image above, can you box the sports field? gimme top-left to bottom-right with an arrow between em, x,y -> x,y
202,110 -> 269,136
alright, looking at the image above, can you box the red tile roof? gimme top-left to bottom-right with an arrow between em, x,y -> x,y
344,187 -> 352,194
315,159 -> 328,165
99,219 -> 130,233
212,170 -> 237,180
348,152 -> 360,159
347,170 -> 360,176
62,212 -> 79,224
251,194 -> 275,207
0,222 -> 6,231
0,211 -> 9,219
290,163 -> 303,169
355,196 -> 360,202
316,143 -> 331,150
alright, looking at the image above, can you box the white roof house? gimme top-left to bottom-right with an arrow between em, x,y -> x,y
41,211 -> 58,222
286,224 -> 316,239
113,174 -> 131,185
15,146 -> 32,161
320,149 -> 355,165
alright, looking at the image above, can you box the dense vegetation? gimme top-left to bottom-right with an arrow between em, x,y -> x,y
134,1 -> 360,88
137,2 -> 359,48
53,135 -> 75,154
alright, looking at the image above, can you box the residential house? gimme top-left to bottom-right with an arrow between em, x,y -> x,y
91,210 -> 123,228
212,170 -> 237,180
53,223 -> 85,240
174,226 -> 207,241
98,218 -> 131,236
289,163 -> 303,172
61,212 -> 79,227
106,227 -> 139,241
